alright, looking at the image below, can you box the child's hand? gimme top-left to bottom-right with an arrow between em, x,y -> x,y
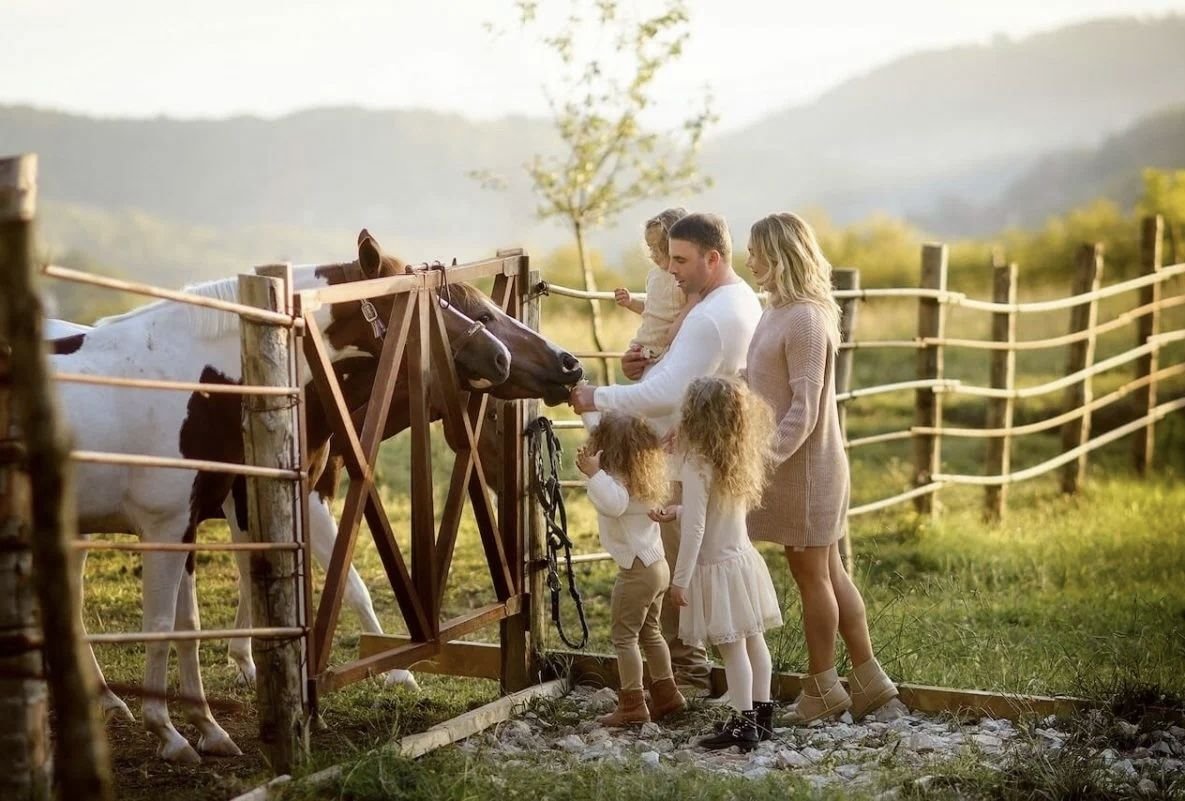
648,505 -> 678,523
668,585 -> 689,608
575,447 -> 602,478
660,427 -> 679,454
613,287 -> 632,307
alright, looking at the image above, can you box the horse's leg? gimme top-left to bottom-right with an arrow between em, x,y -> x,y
308,494 -> 418,690
77,549 -> 135,723
173,566 -> 241,756
222,495 -> 256,685
140,546 -> 201,764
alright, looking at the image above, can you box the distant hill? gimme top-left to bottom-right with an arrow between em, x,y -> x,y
3,14 -> 1185,281
701,16 -> 1185,228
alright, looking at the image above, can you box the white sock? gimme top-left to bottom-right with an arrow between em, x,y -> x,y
746,634 -> 773,703
717,639 -> 753,713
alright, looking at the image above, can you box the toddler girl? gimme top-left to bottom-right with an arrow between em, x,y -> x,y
614,207 -> 697,364
576,411 -> 687,726
655,376 -> 782,750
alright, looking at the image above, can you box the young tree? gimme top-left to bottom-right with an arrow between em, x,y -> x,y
476,0 -> 715,383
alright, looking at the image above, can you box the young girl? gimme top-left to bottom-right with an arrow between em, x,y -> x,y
744,212 -> 898,723
614,207 -> 698,365
655,377 -> 783,750
576,412 -> 687,726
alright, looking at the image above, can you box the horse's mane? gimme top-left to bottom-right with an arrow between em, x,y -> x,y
94,277 -> 243,340
444,281 -> 496,311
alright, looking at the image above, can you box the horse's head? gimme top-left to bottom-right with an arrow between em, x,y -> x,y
315,230 -> 511,390
446,283 -> 584,406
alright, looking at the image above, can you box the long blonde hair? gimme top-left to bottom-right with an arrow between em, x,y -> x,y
749,212 -> 842,350
585,412 -> 669,506
678,377 -> 773,507
643,207 -> 688,264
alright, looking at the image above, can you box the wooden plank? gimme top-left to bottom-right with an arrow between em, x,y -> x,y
311,476 -> 371,674
233,678 -> 570,801
301,313 -> 368,480
318,639 -> 440,694
364,484 -> 431,641
407,291 -> 439,636
984,262 -> 1018,521
439,597 -> 523,642
1133,216 -> 1163,475
358,293 -> 414,465
239,273 -> 308,772
1061,244 -> 1104,494
358,637 -> 503,681
914,244 -> 948,515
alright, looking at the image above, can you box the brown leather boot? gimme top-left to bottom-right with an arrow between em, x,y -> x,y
598,689 -> 650,727
648,677 -> 687,722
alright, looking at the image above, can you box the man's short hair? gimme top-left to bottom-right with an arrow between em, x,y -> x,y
668,212 -> 732,264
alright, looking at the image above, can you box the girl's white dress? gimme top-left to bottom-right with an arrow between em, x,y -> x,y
672,453 -> 783,647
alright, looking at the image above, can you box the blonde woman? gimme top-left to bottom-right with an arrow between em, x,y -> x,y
576,412 -> 687,726
652,377 -> 783,750
744,212 -> 898,723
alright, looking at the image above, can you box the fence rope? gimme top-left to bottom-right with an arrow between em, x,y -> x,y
44,264 -> 301,328
933,396 -> 1185,487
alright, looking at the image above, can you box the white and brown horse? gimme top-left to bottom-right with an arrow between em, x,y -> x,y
49,231 -> 514,764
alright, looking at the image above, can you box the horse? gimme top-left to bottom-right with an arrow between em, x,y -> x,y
49,230 -> 515,764
219,269 -> 584,688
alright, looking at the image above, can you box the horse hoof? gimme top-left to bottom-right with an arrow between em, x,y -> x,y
159,739 -> 202,766
103,701 -> 135,725
383,670 -> 420,691
198,732 -> 243,757
229,659 -> 257,686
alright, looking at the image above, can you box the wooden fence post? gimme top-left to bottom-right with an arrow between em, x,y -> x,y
239,272 -> 308,773
833,268 -> 858,569
0,152 -> 52,801
1133,216 -> 1164,475
500,257 -> 535,692
524,268 -> 549,678
1,153 -> 113,801
1060,244 -> 1104,494
983,262 -> 1018,522
914,244 -> 948,514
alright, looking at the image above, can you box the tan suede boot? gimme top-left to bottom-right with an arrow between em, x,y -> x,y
598,689 -> 650,727
648,677 -> 687,722
786,667 -> 851,724
847,657 -> 898,720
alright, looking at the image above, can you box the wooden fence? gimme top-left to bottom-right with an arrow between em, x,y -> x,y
540,217 -> 1185,564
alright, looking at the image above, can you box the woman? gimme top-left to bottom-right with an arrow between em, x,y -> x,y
743,212 -> 898,723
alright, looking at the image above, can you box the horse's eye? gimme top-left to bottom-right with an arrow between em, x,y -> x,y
477,313 -> 494,324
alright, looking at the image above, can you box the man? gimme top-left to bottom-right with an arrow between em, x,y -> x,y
570,212 -> 763,693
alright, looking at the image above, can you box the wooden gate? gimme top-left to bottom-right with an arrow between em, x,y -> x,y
296,252 -> 538,704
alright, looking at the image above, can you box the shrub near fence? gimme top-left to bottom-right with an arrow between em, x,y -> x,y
540,217 -> 1185,564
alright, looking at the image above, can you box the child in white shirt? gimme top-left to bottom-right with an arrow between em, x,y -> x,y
614,207 -> 698,365
576,411 -> 687,727
652,376 -> 783,751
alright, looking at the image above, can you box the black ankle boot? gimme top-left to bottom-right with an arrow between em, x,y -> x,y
697,709 -> 759,752
754,701 -> 776,742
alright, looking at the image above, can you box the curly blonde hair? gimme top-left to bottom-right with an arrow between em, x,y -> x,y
585,412 -> 670,506
643,207 -> 688,265
678,377 -> 773,506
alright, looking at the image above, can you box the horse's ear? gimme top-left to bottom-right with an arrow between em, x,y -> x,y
358,233 -> 382,278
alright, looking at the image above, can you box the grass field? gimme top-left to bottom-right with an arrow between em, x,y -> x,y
76,267 -> 1185,798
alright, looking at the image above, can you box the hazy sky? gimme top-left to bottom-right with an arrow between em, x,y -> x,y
3,0 -> 1183,133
